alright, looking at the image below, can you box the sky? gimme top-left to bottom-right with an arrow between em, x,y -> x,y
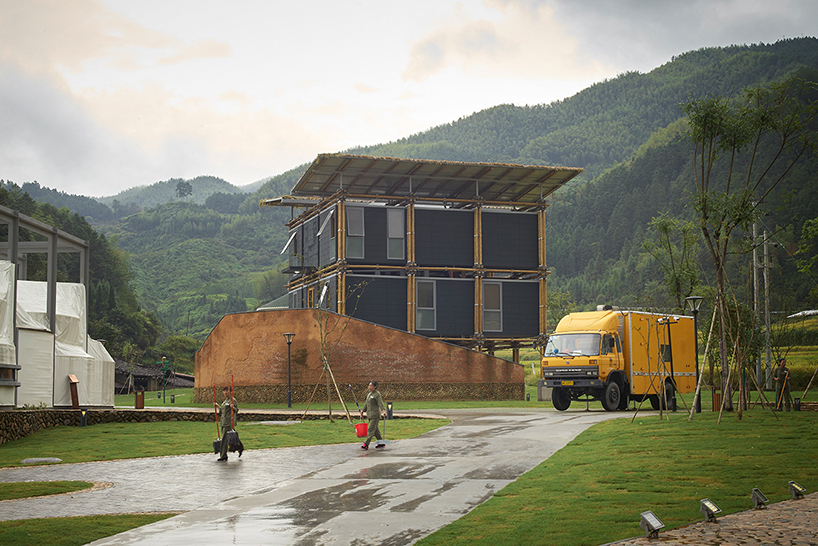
2,0 -> 818,198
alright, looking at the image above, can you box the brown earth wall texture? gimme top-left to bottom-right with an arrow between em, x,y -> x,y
194,309 -> 524,403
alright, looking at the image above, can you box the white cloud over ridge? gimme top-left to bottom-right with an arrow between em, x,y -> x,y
1,0 -> 817,197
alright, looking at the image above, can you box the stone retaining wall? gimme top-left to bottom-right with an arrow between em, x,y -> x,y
0,409 -> 344,446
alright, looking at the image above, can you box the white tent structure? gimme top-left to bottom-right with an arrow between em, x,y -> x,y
14,279 -> 114,407
1,204 -> 114,409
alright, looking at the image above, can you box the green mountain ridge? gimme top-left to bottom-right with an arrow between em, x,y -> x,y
6,38 -> 818,345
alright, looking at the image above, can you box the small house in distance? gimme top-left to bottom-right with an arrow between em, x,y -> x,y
262,153 -> 583,356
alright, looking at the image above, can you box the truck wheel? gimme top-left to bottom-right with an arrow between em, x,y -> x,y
649,382 -> 676,411
552,388 -> 571,411
602,382 -> 620,412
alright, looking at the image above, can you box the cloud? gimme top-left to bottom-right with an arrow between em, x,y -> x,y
402,1 -> 610,83
157,38 -> 232,65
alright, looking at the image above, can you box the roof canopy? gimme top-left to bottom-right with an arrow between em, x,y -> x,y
265,153 -> 583,209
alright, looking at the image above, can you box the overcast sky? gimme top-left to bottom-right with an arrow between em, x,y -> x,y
2,0 -> 817,198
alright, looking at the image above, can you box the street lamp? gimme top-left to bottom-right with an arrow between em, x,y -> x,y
284,333 -> 295,408
685,296 -> 704,413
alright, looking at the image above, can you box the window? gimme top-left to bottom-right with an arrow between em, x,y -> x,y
483,281 -> 502,332
387,208 -> 405,260
347,207 -> 364,259
416,280 -> 436,330
307,286 -> 315,308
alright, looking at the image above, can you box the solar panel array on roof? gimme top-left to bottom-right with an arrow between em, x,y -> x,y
290,153 -> 583,206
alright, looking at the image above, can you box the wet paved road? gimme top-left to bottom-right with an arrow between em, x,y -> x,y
0,409 -> 621,545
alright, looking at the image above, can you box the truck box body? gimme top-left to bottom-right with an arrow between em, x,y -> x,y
540,309 -> 696,411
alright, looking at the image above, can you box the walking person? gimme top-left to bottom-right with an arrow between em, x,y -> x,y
773,358 -> 792,412
215,386 -> 239,461
360,380 -> 386,450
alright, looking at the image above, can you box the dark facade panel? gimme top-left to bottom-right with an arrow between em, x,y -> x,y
346,206 -> 406,266
346,275 -> 407,331
433,278 -> 474,337
482,212 -> 538,269
415,208 -> 473,267
500,281 -> 539,336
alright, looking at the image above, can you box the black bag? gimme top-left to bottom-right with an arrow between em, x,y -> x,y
225,429 -> 244,455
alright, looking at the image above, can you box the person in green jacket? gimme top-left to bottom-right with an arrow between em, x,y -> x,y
360,380 -> 386,450
215,386 -> 239,461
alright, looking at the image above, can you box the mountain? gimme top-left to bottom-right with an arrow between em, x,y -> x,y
7,38 -> 818,343
97,175 -> 248,210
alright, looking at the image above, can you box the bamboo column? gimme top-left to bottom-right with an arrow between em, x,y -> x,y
473,205 -> 483,336
538,207 -> 547,335
338,200 -> 346,315
406,203 -> 416,332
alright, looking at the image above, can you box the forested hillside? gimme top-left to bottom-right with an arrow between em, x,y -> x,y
4,38 -> 817,352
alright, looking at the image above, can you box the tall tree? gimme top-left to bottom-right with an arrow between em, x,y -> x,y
642,213 -> 699,311
683,75 -> 818,413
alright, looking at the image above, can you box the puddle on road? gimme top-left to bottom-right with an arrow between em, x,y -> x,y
344,462 -> 438,480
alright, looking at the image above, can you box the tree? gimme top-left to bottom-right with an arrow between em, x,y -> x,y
176,180 -> 193,200
683,75 -> 818,413
641,213 -> 699,311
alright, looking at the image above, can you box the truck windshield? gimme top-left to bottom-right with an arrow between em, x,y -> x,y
544,334 -> 601,356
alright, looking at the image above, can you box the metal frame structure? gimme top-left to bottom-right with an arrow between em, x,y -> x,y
0,204 -> 89,406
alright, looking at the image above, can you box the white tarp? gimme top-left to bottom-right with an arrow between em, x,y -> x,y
16,330 -> 54,407
0,261 -> 15,368
15,280 -> 114,407
87,337 -> 115,406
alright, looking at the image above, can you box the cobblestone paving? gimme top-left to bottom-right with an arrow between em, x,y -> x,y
610,492 -> 818,546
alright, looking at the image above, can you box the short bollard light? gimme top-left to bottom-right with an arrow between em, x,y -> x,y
80,408 -> 88,427
700,499 -> 721,522
789,481 -> 806,499
751,488 -> 769,509
639,510 -> 664,538
386,401 -> 393,420
171,395 -> 175,403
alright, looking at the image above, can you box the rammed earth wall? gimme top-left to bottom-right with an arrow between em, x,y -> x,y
194,309 -> 525,404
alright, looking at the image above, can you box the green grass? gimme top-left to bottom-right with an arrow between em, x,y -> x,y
0,481 -> 93,501
417,409 -> 818,546
0,418 -> 447,468
0,513 -> 176,546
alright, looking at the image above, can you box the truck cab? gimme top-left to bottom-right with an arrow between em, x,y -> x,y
541,313 -> 628,411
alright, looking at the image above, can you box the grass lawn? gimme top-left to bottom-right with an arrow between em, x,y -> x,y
0,514 -> 176,546
0,481 -> 93,501
417,408 -> 818,546
0,417 -> 447,468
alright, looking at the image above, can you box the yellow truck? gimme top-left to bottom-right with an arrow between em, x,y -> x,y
540,308 -> 697,411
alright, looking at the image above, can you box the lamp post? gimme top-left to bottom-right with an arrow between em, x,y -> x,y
284,333 -> 295,408
685,296 -> 704,413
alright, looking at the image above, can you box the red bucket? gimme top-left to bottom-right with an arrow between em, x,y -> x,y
355,423 -> 368,437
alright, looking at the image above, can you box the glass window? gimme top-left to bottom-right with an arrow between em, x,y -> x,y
416,280 -> 436,330
387,208 -> 405,260
483,282 -> 502,332
346,208 -> 364,259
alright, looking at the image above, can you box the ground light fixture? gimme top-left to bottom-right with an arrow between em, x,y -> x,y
752,488 -> 769,509
789,481 -> 806,499
700,498 -> 721,522
639,511 -> 664,538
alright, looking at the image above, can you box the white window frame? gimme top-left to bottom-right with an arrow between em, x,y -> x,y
483,281 -> 503,332
346,207 -> 365,259
387,208 -> 405,260
416,279 -> 436,331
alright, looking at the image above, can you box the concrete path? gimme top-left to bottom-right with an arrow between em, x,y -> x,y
0,409 -> 621,545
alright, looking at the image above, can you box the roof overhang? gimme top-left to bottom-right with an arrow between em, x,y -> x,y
261,153 -> 583,210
